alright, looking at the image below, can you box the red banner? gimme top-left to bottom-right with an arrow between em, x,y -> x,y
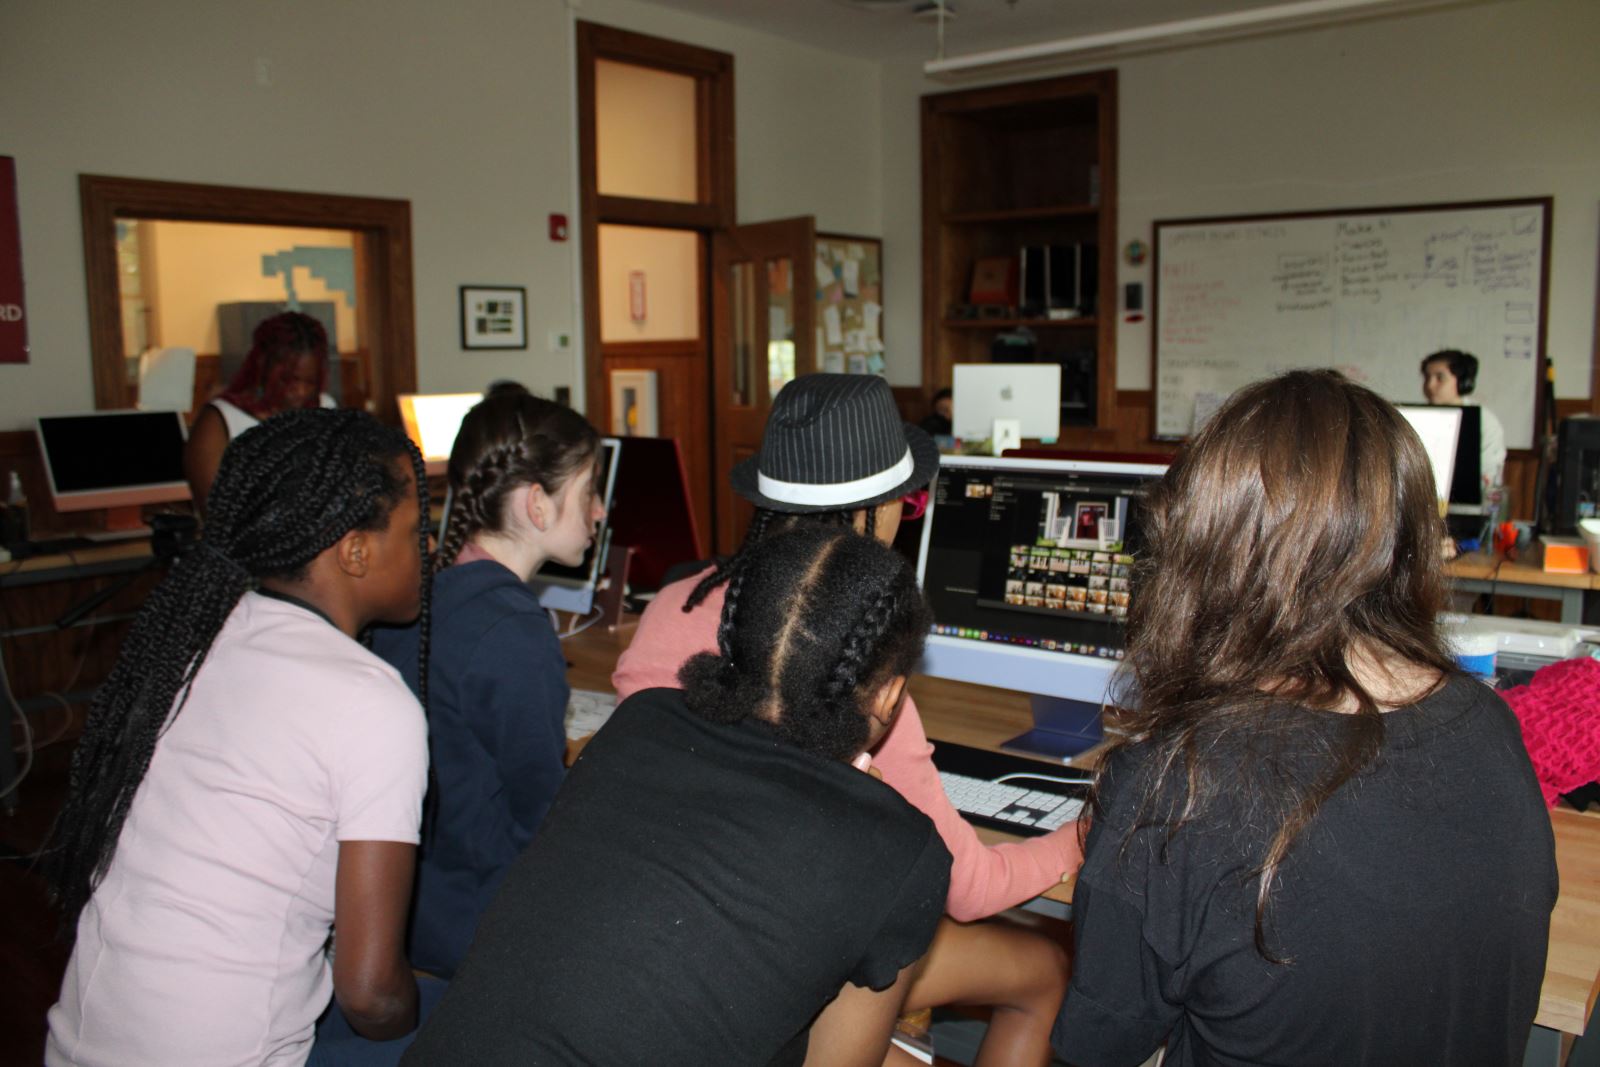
0,157 -> 29,364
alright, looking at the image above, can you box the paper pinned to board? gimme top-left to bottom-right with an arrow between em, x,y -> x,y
565,689 -> 618,740
842,259 -> 861,297
814,255 -> 836,289
863,301 -> 881,340
824,305 -> 844,346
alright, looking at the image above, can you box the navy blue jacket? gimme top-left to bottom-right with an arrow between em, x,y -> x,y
372,559 -> 568,978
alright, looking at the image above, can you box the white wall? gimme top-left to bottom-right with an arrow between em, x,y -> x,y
0,0 -> 883,429
879,0 -> 1600,400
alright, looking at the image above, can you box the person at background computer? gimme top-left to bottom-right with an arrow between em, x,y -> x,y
403,525 -> 950,1066
1052,370 -> 1555,1067
1421,348 -> 1507,489
614,374 -> 1070,1067
44,409 -> 434,1066
184,310 -> 336,512
919,386 -> 953,438
369,389 -> 604,981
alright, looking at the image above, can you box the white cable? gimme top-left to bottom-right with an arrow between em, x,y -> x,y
558,604 -> 607,641
0,655 -> 35,802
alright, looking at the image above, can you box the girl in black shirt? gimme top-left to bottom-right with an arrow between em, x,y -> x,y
1052,371 -> 1556,1067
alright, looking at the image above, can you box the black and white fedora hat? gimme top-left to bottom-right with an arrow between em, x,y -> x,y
730,374 -> 941,513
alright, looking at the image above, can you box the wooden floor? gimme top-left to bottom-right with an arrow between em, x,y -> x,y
1,733 -> 74,1067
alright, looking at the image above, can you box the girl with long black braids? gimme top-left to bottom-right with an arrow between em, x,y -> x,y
44,408 -> 435,1067
404,526 -> 950,1066
370,388 -> 604,980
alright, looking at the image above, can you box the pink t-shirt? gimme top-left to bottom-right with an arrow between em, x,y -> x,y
613,574 -> 1084,921
47,593 -> 428,1067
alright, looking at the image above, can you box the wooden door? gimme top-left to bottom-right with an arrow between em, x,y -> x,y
710,217 -> 816,553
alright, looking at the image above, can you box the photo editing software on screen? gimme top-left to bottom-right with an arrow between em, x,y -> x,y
920,460 -> 1162,662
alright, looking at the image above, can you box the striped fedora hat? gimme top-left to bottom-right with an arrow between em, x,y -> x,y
731,374 -> 940,513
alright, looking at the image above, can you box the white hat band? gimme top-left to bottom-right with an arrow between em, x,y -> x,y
756,448 -> 914,508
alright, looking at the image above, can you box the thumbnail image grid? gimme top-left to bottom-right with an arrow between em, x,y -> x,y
1004,545 -> 1132,619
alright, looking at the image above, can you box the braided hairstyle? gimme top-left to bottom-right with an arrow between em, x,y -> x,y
679,526 -> 931,762
434,390 -> 600,572
682,506 -> 877,611
220,311 -> 330,419
42,408 -> 431,933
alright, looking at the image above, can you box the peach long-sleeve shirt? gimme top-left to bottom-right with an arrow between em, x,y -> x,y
611,574 -> 1084,921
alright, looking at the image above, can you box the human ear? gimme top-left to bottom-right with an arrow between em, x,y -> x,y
869,675 -> 908,728
335,529 -> 372,578
525,484 -> 550,533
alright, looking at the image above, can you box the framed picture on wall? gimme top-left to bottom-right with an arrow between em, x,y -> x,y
608,369 -> 659,437
460,285 -> 527,349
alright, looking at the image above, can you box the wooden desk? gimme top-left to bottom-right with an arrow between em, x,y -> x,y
1447,552 -> 1598,624
561,625 -> 1600,1051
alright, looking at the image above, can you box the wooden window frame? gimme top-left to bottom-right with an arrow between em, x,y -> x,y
79,174 -> 416,419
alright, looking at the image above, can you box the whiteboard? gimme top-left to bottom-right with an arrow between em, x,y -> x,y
1153,200 -> 1549,449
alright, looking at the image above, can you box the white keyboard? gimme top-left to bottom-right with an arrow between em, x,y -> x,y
939,771 -> 1086,832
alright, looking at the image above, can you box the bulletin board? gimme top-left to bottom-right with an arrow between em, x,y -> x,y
814,234 -> 884,376
1153,198 -> 1550,448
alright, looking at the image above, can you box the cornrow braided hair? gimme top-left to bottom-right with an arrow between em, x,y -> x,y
42,408 -> 431,935
682,505 -> 875,612
434,391 -> 600,573
679,526 -> 931,762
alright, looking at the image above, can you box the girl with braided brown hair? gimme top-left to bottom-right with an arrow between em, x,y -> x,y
370,388 -> 603,980
44,408 -> 433,1066
404,525 -> 950,1066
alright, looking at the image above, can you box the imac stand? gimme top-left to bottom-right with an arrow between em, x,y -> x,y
1001,695 -> 1104,763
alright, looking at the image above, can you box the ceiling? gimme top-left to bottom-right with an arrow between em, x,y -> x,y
631,0 -> 1477,65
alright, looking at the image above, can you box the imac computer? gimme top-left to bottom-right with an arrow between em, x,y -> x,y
915,453 -> 1168,761
397,392 -> 484,477
951,364 -> 1062,442
527,437 -> 622,615
605,436 -> 704,598
1394,405 -> 1462,510
35,411 -> 192,533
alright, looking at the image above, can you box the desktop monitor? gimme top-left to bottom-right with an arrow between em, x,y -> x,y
1394,405 -> 1462,508
397,392 -> 484,477
951,363 -> 1062,441
915,453 -> 1168,761
1395,404 -> 1481,510
1552,416 -> 1600,534
35,410 -> 192,532
527,437 -> 622,615
605,436 -> 703,598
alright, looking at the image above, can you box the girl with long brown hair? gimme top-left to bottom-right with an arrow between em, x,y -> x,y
1053,370 -> 1555,1067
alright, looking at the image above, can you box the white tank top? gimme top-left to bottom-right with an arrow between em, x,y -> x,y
209,394 -> 337,440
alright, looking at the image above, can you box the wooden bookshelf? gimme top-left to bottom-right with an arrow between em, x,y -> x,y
921,71 -> 1118,436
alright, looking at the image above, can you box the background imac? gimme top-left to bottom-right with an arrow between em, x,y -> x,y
397,392 -> 484,477
35,411 -> 192,532
1394,404 -> 1462,508
916,454 -> 1167,759
951,363 -> 1062,441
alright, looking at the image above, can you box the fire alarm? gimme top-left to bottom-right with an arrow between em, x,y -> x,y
549,214 -> 569,242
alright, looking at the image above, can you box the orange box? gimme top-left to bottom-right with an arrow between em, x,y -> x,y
1540,536 -> 1590,574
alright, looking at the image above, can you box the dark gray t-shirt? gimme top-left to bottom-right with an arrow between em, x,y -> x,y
1054,674 -> 1558,1067
403,686 -> 950,1067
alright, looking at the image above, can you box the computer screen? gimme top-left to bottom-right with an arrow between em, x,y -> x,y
606,436 -> 703,596
951,363 -> 1062,440
915,454 -> 1167,711
36,411 -> 191,518
1394,405 -> 1462,507
527,437 -> 621,614
1395,403 -> 1480,509
397,392 -> 483,476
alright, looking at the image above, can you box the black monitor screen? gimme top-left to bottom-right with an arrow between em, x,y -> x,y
38,412 -> 187,493
607,436 -> 702,595
920,460 -> 1164,660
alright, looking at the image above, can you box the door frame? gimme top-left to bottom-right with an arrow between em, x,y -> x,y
575,21 -> 735,545
79,174 -> 415,418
